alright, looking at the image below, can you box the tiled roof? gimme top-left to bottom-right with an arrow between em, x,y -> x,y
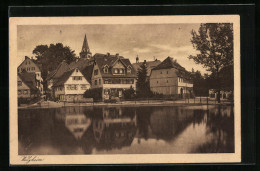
18,72 -> 38,91
152,57 -> 192,80
152,57 -> 185,71
46,60 -> 70,80
80,65 -> 93,83
69,58 -> 90,70
93,53 -> 137,78
132,60 -> 161,76
52,69 -> 74,87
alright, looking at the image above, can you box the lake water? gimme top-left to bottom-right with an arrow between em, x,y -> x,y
18,105 -> 234,155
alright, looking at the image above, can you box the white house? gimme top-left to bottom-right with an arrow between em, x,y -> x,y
52,67 -> 91,102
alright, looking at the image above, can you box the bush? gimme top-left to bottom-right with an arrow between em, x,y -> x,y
123,86 -> 136,99
83,88 -> 103,101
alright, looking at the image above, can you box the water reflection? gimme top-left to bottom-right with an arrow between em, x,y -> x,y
18,105 -> 234,155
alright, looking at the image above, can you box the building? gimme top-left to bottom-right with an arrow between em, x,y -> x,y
132,57 -> 161,77
92,107 -> 137,150
17,56 -> 43,94
79,34 -> 92,59
18,72 -> 39,99
209,89 -> 233,99
52,67 -> 92,101
90,53 -> 137,100
150,56 -> 193,98
46,60 -> 71,89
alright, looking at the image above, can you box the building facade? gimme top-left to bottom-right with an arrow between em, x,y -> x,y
52,68 -> 91,102
91,53 -> 137,100
150,57 -> 193,98
18,56 -> 43,94
18,72 -> 39,99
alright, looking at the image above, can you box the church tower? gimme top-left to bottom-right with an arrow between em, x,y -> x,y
79,34 -> 92,59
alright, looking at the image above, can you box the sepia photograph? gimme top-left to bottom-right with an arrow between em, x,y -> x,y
9,15 -> 241,164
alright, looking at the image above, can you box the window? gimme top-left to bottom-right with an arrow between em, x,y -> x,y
81,85 -> 87,90
76,69 -> 78,72
99,79 -> 101,85
114,69 -> 118,74
23,90 -> 28,94
94,69 -> 98,75
104,79 -> 108,84
18,90 -> 22,95
127,68 -> 131,74
60,87 -> 62,91
73,76 -> 82,80
18,81 -> 22,86
167,80 -> 168,83
160,71 -> 162,74
119,69 -> 123,74
104,67 -> 108,73
67,85 -> 77,90
157,81 -> 159,84
167,71 -> 168,74
95,80 -> 97,85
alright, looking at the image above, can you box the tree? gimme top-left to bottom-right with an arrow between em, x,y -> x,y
123,86 -> 136,99
136,62 -> 150,98
189,23 -> 233,102
32,43 -> 77,92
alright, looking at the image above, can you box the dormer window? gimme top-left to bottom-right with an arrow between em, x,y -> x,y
103,66 -> 108,73
127,66 -> 132,74
114,69 -> 118,74
119,69 -> 123,74
76,69 -> 78,72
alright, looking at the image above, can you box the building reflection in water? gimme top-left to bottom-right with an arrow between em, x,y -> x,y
92,107 -> 137,152
18,105 -> 234,155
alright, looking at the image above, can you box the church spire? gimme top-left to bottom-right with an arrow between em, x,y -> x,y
80,34 -> 92,59
82,34 -> 90,52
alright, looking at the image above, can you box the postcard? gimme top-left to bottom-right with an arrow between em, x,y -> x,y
9,15 -> 241,165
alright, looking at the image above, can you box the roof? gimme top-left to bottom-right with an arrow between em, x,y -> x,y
18,56 -> 41,72
52,69 -> 74,87
132,60 -> 161,76
18,72 -> 38,91
152,57 -> 192,80
46,60 -> 70,80
93,53 -> 137,78
52,66 -> 92,87
80,65 -> 93,83
69,58 -> 90,70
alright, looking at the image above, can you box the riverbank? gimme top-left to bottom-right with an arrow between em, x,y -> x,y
18,98 -> 233,109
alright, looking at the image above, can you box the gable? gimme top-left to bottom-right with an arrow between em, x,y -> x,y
65,69 -> 90,85
112,60 -> 125,69
18,58 -> 41,73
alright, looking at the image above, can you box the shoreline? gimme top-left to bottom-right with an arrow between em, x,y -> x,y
18,99 -> 234,109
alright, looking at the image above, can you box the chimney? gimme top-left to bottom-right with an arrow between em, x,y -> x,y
115,53 -> 119,57
136,55 -> 139,63
144,60 -> 146,63
31,57 -> 33,60
107,52 -> 110,57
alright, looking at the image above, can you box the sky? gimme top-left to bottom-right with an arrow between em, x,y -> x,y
17,24 -> 209,74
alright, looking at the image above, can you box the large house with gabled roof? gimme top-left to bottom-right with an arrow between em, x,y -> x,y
52,67 -> 92,101
91,53 -> 137,100
150,56 -> 193,98
18,56 -> 43,94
